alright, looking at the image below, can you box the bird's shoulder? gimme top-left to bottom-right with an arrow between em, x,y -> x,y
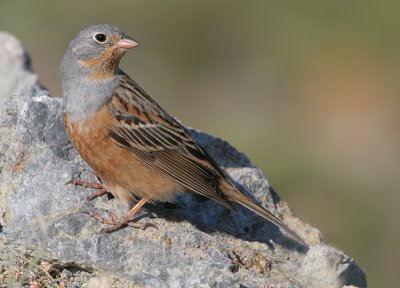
108,73 -> 212,161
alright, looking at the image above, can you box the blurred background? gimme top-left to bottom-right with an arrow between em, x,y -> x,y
1,1 -> 399,286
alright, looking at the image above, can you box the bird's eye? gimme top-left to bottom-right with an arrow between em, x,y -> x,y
94,33 -> 107,43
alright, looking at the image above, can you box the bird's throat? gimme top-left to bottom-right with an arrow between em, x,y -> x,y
79,47 -> 123,80
80,59 -> 120,80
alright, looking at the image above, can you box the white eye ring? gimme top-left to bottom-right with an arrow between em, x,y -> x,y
93,33 -> 107,43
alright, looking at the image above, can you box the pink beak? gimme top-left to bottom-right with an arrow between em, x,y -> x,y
115,38 -> 140,49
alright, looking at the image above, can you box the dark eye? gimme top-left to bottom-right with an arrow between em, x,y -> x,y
94,33 -> 107,43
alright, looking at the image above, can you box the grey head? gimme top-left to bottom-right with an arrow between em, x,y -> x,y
60,24 -> 139,121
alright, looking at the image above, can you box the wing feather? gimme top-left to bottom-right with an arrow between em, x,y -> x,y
107,74 -> 232,207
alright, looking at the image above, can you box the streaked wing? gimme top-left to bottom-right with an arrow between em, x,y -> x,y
107,74 -> 232,207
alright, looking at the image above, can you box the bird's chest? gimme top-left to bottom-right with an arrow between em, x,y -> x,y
64,106 -> 181,203
64,107 -> 113,175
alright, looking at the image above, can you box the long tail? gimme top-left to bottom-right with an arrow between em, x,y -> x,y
220,180 -> 307,246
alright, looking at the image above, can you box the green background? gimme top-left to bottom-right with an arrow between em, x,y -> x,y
1,1 -> 399,287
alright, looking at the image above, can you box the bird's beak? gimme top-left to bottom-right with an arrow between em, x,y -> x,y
115,36 -> 140,49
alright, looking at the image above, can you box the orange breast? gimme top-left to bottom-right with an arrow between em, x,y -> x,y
64,106 -> 181,205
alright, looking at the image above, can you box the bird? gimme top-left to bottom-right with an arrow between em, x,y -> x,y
60,24 -> 305,245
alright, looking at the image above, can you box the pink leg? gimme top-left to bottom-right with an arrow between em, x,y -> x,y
67,175 -> 110,200
85,197 -> 156,233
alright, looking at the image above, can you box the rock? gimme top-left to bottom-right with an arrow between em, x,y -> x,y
0,32 -> 37,103
0,31 -> 367,288
300,246 -> 367,288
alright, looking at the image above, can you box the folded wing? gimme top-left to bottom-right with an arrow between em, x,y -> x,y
107,74 -> 233,207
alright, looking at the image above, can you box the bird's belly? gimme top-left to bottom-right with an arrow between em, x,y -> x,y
64,108 -> 181,205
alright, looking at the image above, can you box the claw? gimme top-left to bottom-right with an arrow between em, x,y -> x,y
84,197 -> 153,233
106,210 -> 118,221
65,178 -> 75,185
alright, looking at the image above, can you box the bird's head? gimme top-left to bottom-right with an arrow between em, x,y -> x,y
63,24 -> 139,80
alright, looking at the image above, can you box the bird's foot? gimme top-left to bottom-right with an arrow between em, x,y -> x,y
66,175 -> 110,200
84,197 -> 156,233
85,210 -> 156,233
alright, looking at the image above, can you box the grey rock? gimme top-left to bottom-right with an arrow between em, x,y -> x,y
0,32 -> 367,288
300,245 -> 367,288
0,32 -> 37,104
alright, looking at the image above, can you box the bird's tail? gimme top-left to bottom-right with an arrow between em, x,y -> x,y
220,179 -> 307,246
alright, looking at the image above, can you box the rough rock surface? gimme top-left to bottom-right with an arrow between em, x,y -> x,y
0,32 -> 367,288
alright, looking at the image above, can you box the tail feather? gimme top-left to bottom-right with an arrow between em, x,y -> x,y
220,180 -> 307,246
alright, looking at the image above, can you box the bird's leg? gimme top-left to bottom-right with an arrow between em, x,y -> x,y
86,197 -> 156,233
67,175 -> 110,200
